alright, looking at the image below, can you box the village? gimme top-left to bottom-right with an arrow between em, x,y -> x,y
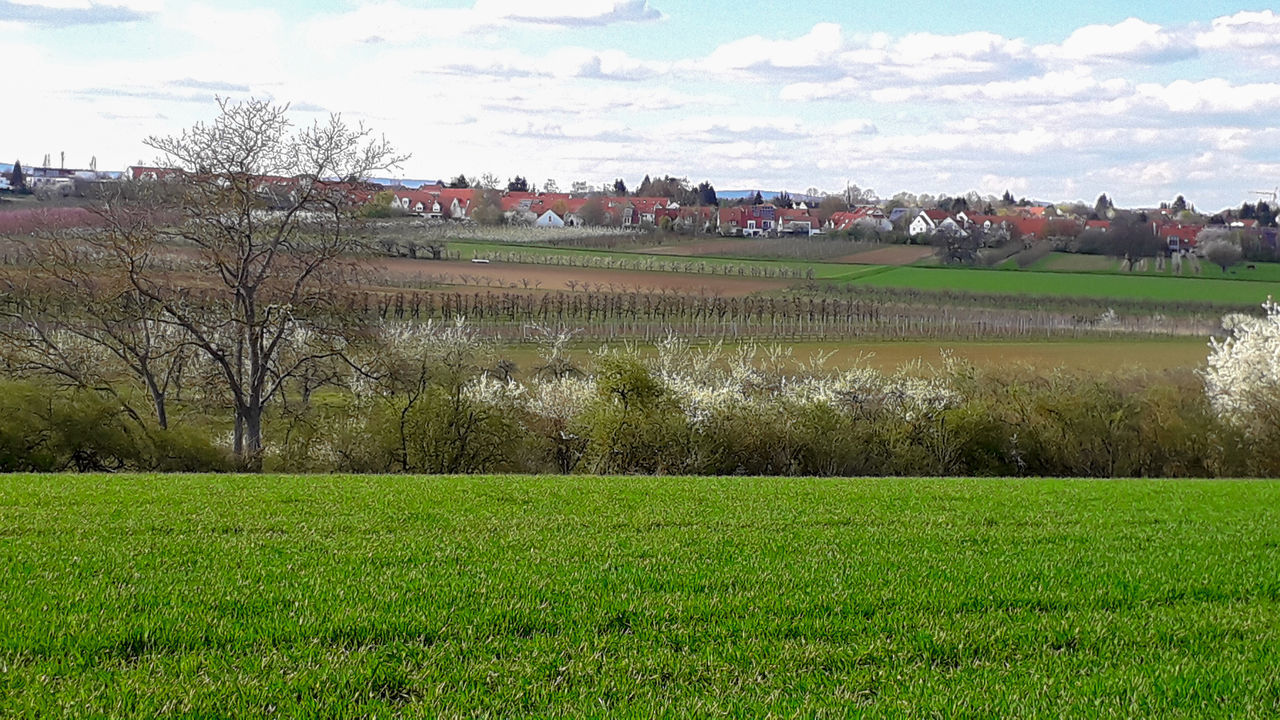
3,159 -> 1278,263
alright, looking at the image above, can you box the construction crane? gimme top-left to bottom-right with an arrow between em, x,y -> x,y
1251,187 -> 1278,204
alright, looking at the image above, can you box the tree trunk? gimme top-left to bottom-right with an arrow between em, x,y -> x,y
144,375 -> 168,430
240,404 -> 264,472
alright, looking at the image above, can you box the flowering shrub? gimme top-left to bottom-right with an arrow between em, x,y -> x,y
1205,298 -> 1280,432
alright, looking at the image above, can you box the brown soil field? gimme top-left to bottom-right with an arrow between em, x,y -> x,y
370,258 -> 791,296
831,245 -> 935,265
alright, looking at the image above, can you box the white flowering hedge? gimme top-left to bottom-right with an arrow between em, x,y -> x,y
1205,297 -> 1280,431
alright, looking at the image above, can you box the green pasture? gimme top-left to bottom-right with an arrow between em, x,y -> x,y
3,474 -> 1278,718
847,265 -> 1280,303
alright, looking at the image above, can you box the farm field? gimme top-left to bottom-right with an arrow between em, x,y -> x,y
830,244 -> 936,265
373,257 -> 793,296
850,265 -> 1280,303
427,237 -> 1280,304
3,474 -> 1278,717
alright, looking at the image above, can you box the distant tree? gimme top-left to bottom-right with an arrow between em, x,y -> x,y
636,174 -> 653,196
1001,189 -> 1015,206
1240,202 -> 1257,220
358,189 -> 405,219
570,180 -> 590,194
814,195 -> 847,225
696,181 -> 717,206
775,191 -> 794,209
447,174 -> 470,189
470,189 -> 505,225
1258,202 -> 1277,227
506,176 -> 529,193
1109,217 -> 1163,259
1171,195 -> 1187,213
611,178 -> 628,196
10,160 -> 26,193
750,191 -> 764,205
542,179 -> 559,194
580,196 -> 607,226
1202,239 -> 1243,271
932,225 -> 979,264
477,173 -> 501,191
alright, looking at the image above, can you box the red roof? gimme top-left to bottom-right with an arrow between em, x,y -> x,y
776,208 -> 814,222
1004,216 -> 1048,237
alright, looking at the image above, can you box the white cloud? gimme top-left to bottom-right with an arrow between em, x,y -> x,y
473,0 -> 662,26
1135,78 -> 1280,114
1196,9 -> 1280,49
303,0 -> 662,48
704,22 -> 845,74
1039,17 -> 1193,64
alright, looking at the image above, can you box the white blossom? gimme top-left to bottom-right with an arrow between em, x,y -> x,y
1205,297 -> 1280,429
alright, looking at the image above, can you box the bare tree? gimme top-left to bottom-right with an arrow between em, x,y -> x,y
115,97 -> 406,467
0,198 -> 191,430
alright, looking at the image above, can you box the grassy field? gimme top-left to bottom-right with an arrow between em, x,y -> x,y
849,265 -> 1280,303
3,474 -> 1278,718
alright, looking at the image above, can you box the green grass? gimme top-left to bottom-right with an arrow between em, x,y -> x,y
3,475 -> 1278,718
849,265 -> 1280,303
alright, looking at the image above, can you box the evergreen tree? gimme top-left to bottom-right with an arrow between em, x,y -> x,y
447,174 -> 470,189
612,178 -> 627,196
10,160 -> 26,193
1172,195 -> 1187,213
1001,189 -> 1015,205
696,181 -> 717,206
1258,202 -> 1276,227
750,191 -> 764,205
506,176 -> 528,192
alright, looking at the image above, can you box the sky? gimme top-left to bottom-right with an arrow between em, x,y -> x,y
3,1 -> 1280,210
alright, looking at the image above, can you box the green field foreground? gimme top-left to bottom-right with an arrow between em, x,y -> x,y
3,475 -> 1279,718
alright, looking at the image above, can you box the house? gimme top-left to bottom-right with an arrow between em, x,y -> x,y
392,187 -> 474,219
1154,222 -> 1203,252
534,209 -> 565,227
718,205 -> 777,236
1084,220 -> 1112,233
1002,216 -> 1049,241
674,206 -> 717,233
909,209 -> 951,236
776,208 -> 817,235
